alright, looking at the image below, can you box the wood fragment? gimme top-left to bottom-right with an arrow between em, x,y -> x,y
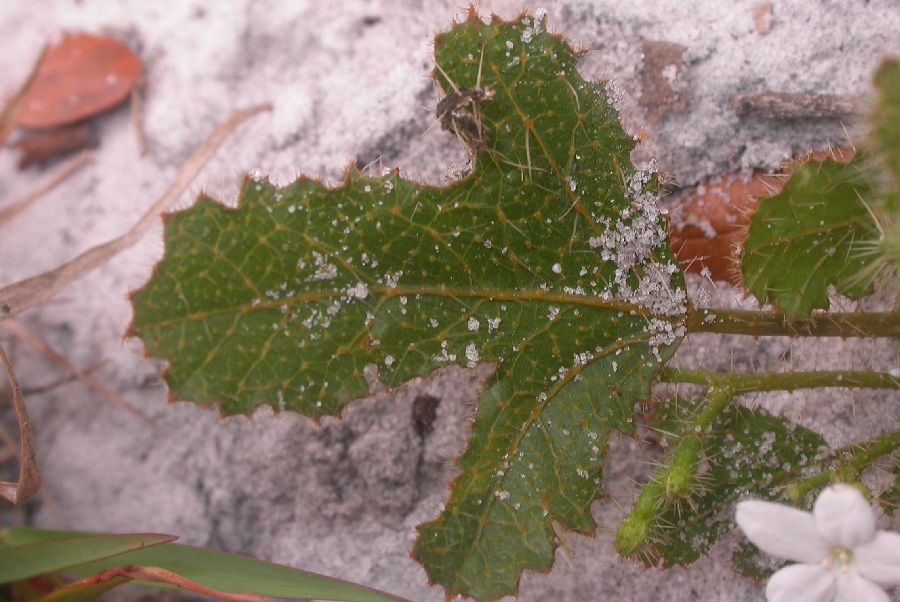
0,150 -> 92,226
0,343 -> 40,504
754,3 -> 774,35
732,93 -> 865,119
0,103 -> 271,321
639,41 -> 690,125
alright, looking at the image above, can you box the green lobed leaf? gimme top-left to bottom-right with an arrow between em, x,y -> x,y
0,532 -> 175,583
129,11 -> 685,600
629,400 -> 825,566
740,153 -> 879,318
730,541 -> 785,583
0,528 -> 409,602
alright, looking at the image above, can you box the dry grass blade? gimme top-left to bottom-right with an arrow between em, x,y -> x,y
0,45 -> 47,146
22,360 -> 104,395
0,151 -> 92,227
1,318 -> 149,420
731,92 -> 865,119
0,103 -> 272,320
0,343 -> 40,504
130,81 -> 149,155
57,565 -> 271,602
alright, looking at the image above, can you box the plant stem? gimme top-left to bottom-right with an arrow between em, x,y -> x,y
659,367 -> 900,395
616,387 -> 735,555
786,429 -> 900,502
685,307 -> 900,338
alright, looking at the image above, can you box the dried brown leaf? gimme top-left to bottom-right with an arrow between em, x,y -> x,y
17,34 -> 143,129
0,342 -> 40,504
639,40 -> 689,125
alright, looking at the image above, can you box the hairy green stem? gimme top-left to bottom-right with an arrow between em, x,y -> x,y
616,387 -> 735,556
659,367 -> 900,395
786,429 -> 900,502
685,307 -> 900,338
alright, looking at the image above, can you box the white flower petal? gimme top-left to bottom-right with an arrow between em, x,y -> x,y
766,564 -> 836,602
855,531 -> 900,585
835,573 -> 890,602
736,500 -> 829,563
813,484 -> 876,549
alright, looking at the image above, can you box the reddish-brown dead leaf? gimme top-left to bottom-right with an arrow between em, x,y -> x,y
17,33 -> 143,129
666,146 -> 856,285
667,171 -> 784,285
14,124 -> 95,169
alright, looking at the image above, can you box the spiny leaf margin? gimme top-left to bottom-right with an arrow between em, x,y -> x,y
129,10 -> 686,600
740,152 -> 878,318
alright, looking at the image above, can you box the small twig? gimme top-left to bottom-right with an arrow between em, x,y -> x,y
130,78 -> 148,155
685,306 -> 900,338
0,103 -> 272,320
786,430 -> 900,502
617,386 -> 736,556
731,92 -> 865,119
1,318 -> 150,421
0,151 -> 92,227
659,367 -> 900,395
20,360 -> 104,395
0,342 -> 40,504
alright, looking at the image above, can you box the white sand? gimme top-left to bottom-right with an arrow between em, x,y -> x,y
1,1 -> 898,600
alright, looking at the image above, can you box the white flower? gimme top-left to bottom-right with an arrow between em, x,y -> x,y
735,484 -> 900,602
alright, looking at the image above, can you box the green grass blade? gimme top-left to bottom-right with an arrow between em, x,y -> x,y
0,532 -> 175,583
0,528 -> 409,602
